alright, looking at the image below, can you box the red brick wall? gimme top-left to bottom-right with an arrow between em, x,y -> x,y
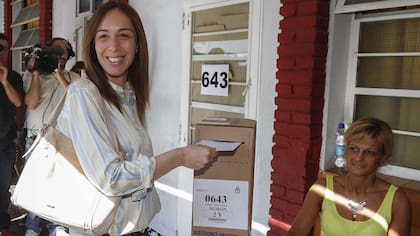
39,0 -> 52,44
269,0 -> 330,235
3,0 -> 12,40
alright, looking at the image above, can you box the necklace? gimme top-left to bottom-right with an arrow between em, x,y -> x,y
345,175 -> 368,221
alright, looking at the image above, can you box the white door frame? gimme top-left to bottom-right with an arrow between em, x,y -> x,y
180,0 -> 261,146
178,0 -> 262,235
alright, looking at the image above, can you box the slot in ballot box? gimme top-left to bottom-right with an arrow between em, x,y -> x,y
192,118 -> 256,236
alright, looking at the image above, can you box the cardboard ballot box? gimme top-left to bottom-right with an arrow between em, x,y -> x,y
192,118 -> 256,236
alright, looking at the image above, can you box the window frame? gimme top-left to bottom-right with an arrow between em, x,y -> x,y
335,0 -> 420,14
180,0 -> 259,147
76,0 -> 105,17
344,9 -> 420,180
10,2 -> 39,28
74,0 -> 106,60
10,27 -> 38,51
76,0 -> 93,17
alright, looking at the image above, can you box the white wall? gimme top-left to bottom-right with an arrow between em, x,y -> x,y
130,0 -> 185,234
52,1 -> 77,70
320,3 -> 352,171
251,0 -> 279,235
53,0 -> 279,234
135,1 -> 279,235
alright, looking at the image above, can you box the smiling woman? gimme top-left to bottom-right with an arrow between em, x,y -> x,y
285,117 -> 411,236
93,9 -> 136,86
55,2 -> 218,235
82,1 -> 149,124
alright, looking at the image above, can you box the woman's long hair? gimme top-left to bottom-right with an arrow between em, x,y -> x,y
83,1 -> 149,124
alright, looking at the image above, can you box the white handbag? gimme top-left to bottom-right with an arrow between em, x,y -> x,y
11,93 -> 122,235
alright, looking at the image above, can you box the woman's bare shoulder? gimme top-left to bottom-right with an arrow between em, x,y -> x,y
393,187 -> 410,206
308,177 -> 329,197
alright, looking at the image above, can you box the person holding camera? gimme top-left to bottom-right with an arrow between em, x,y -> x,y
0,33 -> 24,236
23,37 -> 80,236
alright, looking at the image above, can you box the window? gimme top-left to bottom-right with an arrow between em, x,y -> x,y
12,28 -> 39,50
77,0 -> 104,16
345,9 -> 420,179
10,2 -> 39,27
10,1 -> 39,51
78,0 -> 90,14
10,0 -> 40,73
335,0 -> 420,13
75,0 -> 105,60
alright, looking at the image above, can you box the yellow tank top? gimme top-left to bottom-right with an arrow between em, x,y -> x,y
320,176 -> 397,236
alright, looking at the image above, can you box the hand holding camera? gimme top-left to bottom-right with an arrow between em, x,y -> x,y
26,55 -> 36,69
25,44 -> 64,74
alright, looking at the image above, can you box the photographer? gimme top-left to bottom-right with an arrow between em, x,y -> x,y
23,37 -> 80,236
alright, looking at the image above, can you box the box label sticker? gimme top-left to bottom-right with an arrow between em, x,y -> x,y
193,179 -> 248,230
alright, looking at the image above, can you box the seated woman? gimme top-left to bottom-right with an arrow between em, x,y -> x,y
286,117 -> 411,236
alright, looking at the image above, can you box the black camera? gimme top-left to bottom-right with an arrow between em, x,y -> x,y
25,44 -> 64,73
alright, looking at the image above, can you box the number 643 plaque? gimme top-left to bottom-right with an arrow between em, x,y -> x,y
200,64 -> 229,97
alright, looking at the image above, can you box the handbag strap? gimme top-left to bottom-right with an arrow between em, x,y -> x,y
45,89 -> 123,156
23,94 -> 68,158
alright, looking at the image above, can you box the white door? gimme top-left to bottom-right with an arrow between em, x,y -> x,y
180,0 -> 260,145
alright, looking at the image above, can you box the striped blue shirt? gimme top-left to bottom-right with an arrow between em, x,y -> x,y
57,77 -> 161,235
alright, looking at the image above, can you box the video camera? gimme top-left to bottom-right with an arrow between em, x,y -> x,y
25,44 -> 64,73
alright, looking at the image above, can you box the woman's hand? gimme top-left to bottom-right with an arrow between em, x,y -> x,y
0,65 -> 22,107
181,144 -> 217,170
52,66 -> 70,88
153,144 -> 217,181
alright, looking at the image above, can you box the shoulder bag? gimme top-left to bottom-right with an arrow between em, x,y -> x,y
11,93 -> 122,235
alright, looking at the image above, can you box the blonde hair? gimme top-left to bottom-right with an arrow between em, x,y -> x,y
345,117 -> 393,163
